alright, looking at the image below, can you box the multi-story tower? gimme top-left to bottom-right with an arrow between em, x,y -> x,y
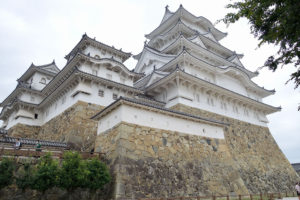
133,5 -> 279,126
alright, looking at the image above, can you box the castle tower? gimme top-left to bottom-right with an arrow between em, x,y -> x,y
93,5 -> 297,199
0,5 -> 297,199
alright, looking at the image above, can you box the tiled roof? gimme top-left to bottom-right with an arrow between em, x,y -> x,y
0,136 -> 68,148
0,129 -> 8,135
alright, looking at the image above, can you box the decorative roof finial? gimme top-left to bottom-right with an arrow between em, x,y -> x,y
52,59 -> 55,64
144,40 -> 148,46
165,5 -> 169,10
179,4 -> 183,8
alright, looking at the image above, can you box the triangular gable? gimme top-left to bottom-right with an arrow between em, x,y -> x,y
189,35 -> 206,49
39,62 -> 60,74
229,56 -> 244,68
145,71 -> 169,87
134,46 -> 175,74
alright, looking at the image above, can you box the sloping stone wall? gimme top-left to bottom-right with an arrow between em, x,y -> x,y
38,101 -> 104,151
8,101 -> 104,151
95,122 -> 249,199
171,104 -> 298,193
8,124 -> 40,138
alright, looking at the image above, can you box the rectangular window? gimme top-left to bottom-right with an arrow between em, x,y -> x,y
62,96 -> 66,104
34,114 -> 38,119
120,78 -> 125,84
113,93 -> 118,100
98,90 -> 104,97
106,74 -> 112,80
92,70 -> 98,76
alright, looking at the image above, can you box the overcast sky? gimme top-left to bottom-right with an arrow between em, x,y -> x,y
0,0 -> 299,163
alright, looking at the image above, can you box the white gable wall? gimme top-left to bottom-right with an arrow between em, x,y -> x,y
26,72 -> 52,91
83,45 -> 123,63
78,63 -> 133,86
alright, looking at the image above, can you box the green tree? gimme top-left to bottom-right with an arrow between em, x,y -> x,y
222,0 -> 300,92
57,151 -> 87,191
31,153 -> 59,193
84,158 -> 111,191
16,162 -> 35,191
0,158 -> 15,189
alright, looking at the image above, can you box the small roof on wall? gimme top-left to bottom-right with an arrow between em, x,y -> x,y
91,96 -> 228,127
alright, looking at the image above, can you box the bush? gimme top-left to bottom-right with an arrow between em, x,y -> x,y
84,158 -> 111,191
57,151 -> 87,191
1,151 -> 111,193
0,158 -> 15,189
31,153 -> 59,193
16,162 -> 35,190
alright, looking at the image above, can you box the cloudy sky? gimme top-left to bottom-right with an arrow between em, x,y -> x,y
0,0 -> 299,163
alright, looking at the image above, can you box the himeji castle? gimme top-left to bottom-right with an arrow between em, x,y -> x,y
0,5 -> 297,199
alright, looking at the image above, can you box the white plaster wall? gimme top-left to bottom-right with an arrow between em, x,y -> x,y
83,46 -> 123,63
166,84 -> 267,127
183,65 -> 264,102
97,104 -> 224,139
78,63 -> 133,86
6,108 -> 44,129
18,93 -> 43,104
184,65 -> 216,84
216,74 -> 248,96
155,84 -> 268,127
42,81 -> 135,124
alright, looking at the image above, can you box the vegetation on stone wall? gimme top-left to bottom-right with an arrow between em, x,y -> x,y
0,158 -> 15,189
0,151 -> 111,193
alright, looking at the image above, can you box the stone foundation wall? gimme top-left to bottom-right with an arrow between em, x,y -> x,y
95,122 -> 249,199
8,101 -> 104,151
8,124 -> 40,138
171,104 -> 298,193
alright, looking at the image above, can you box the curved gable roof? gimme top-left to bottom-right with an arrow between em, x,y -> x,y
134,45 -> 176,73
146,5 -> 227,41
17,61 -> 59,83
65,33 -> 132,63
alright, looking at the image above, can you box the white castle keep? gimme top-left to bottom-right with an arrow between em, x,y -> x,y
0,5 -> 280,139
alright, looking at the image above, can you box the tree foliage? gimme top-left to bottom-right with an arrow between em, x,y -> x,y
31,153 -> 59,193
222,0 -> 300,89
0,158 -> 15,189
58,151 -> 89,191
16,162 -> 35,191
84,158 -> 111,191
1,151 -> 111,193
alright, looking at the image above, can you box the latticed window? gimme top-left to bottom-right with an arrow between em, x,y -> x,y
98,90 -> 104,97
40,78 -> 46,84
